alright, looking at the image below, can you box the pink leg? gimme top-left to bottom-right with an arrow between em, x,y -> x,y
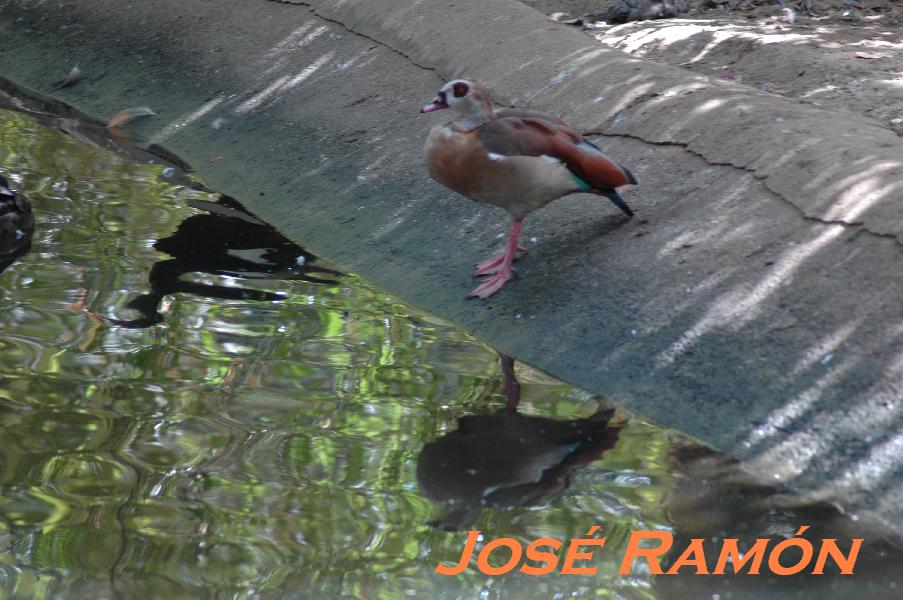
469,219 -> 523,299
473,242 -> 528,277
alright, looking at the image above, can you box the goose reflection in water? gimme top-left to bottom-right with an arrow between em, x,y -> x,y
417,353 -> 622,531
110,195 -> 341,328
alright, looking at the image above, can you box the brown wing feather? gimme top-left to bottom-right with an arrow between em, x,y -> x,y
495,108 -> 565,126
475,116 -> 633,191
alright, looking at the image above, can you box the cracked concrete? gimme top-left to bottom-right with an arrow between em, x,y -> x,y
270,0 -> 442,73
3,0 -> 903,537
599,129 -> 900,243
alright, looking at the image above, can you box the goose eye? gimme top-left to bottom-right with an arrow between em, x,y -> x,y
452,82 -> 469,98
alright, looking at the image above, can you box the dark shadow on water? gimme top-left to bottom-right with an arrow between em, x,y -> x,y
417,352 -> 622,531
109,195 -> 341,328
0,174 -> 34,276
0,231 -> 31,277
0,239 -> 30,277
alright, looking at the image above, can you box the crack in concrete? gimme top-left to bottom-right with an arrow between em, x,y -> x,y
589,130 -> 903,249
265,0 -> 900,251
266,0 -> 442,76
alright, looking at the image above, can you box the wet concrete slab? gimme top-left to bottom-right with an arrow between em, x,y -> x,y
2,0 -> 903,537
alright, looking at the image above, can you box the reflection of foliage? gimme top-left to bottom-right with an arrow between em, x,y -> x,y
0,107 -> 679,599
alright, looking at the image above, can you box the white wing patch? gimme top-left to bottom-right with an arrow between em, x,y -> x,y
487,152 -> 505,161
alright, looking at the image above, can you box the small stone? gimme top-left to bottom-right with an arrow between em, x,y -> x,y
550,12 -> 583,25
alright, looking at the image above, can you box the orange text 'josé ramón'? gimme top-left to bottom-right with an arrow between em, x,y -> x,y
436,526 -> 862,577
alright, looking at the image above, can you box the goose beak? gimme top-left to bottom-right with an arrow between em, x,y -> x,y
420,97 -> 448,113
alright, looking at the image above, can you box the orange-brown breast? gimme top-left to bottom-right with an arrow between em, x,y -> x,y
423,125 -> 488,199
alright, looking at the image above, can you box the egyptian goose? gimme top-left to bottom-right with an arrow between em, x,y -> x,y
421,80 -> 637,298
0,175 -> 34,253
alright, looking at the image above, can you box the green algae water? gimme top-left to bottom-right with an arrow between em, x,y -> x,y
0,103 -> 898,600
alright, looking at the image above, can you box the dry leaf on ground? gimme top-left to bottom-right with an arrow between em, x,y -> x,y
51,66 -> 82,91
107,106 -> 156,129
